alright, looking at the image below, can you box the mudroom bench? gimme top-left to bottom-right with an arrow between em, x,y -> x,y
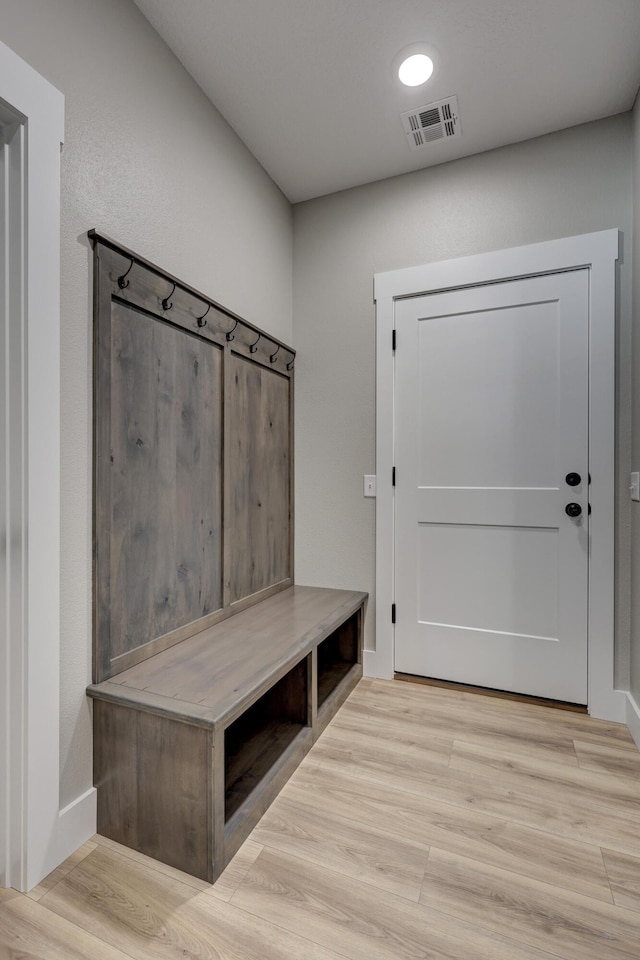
87,585 -> 366,882
87,234 -> 365,884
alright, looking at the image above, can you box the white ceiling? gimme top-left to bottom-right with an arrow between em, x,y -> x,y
133,0 -> 640,203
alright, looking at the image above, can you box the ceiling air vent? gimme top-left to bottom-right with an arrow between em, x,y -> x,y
400,96 -> 461,151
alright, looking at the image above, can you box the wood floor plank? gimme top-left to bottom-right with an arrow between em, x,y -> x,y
310,729 -> 640,858
208,839 -> 264,902
574,739 -> 640,776
231,845 -> 563,960
395,674 -> 589,712
360,675 -> 466,701
354,680 -> 635,748
473,701 -> 636,748
92,833 -> 211,893
252,790 -> 430,901
602,849 -> 640,912
285,762 -> 614,903
326,699 -> 455,757
360,679 -> 624,747
318,718 -> 452,770
341,691 -> 582,765
26,840 -> 98,902
420,847 -> 640,960
312,732 -> 450,794
449,739 -> 640,821
0,892 -> 134,960
40,844 -> 348,960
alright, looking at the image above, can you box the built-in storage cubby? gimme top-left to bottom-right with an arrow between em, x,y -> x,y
225,657 -> 310,820
317,609 -> 360,710
89,585 -> 366,882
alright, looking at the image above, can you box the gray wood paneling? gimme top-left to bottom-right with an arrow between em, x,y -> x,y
229,354 -> 292,603
91,236 -> 295,681
109,305 -> 224,660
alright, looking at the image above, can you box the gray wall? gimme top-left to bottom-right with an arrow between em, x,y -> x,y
293,115 -> 633,680
631,94 -> 640,704
2,0 -> 293,807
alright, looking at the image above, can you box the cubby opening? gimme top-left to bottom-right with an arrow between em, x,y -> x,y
317,611 -> 360,708
224,656 -> 309,821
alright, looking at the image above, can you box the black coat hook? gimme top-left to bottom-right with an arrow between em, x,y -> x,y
162,282 -> 176,311
226,319 -> 238,342
249,332 -> 261,354
117,258 -> 134,289
269,345 -> 281,364
286,352 -> 295,371
196,303 -> 210,328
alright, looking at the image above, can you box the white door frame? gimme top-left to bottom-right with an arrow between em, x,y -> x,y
1,40 -> 65,891
369,229 -> 624,723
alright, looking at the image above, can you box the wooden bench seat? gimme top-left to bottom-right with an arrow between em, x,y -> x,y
87,585 -> 366,882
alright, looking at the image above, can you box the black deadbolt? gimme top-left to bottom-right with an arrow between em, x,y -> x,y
565,472 -> 581,487
565,502 -> 582,518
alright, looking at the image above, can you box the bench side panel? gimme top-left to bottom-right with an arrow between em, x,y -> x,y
93,699 -> 213,881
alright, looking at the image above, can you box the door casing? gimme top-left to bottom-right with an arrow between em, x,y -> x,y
1,39 -> 66,891
370,229 -> 623,722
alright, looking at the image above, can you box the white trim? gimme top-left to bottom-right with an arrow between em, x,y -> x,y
625,692 -> 640,751
0,40 -> 70,891
1,104 -> 27,894
372,230 -> 625,722
367,282 -> 396,680
57,788 -> 97,865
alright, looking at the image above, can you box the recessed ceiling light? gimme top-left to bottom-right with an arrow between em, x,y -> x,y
398,53 -> 434,87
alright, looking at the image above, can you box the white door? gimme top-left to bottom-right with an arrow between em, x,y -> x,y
394,269 -> 589,703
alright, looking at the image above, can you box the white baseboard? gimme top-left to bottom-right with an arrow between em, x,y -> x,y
29,786 -> 97,890
363,649 -> 393,679
588,687 -> 627,724
56,787 -> 97,867
625,691 -> 640,751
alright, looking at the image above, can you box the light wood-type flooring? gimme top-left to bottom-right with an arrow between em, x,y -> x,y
3,677 -> 640,960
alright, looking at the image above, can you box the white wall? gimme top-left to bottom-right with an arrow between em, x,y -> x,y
630,94 -> 640,706
2,0 -> 293,812
293,115 -> 633,678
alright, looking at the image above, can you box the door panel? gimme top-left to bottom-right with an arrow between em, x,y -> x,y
417,301 -> 559,488
417,523 -> 559,639
394,270 -> 589,702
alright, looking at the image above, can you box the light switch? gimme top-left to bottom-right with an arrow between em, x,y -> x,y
631,472 -> 640,502
364,475 -> 376,498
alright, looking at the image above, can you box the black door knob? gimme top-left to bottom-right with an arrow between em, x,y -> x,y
565,502 -> 582,518
565,472 -> 581,486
